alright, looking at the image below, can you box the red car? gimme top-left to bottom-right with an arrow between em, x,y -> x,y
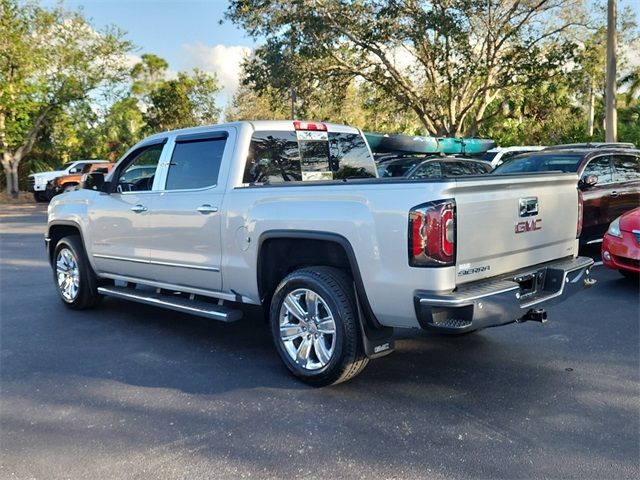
602,207 -> 640,279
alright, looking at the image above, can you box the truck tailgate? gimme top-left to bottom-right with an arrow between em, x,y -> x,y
452,173 -> 579,284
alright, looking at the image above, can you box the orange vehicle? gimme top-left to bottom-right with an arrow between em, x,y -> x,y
46,161 -> 113,199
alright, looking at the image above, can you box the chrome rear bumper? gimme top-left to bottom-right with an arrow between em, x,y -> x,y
414,256 -> 595,333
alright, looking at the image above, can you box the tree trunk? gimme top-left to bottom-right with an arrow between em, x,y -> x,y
587,78 -> 595,137
2,155 -> 20,198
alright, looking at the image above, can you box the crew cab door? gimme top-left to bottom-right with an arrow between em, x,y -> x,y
611,153 -> 640,219
579,155 -> 615,241
146,129 -> 232,292
88,140 -> 166,278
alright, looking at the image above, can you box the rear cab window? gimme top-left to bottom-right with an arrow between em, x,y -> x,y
243,127 -> 376,184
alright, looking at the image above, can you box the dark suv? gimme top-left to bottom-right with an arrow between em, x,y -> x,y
493,148 -> 640,245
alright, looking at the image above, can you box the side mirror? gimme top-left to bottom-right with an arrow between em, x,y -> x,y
82,172 -> 105,191
69,167 -> 79,174
580,174 -> 598,189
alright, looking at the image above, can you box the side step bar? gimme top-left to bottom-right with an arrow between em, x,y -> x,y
97,286 -> 243,322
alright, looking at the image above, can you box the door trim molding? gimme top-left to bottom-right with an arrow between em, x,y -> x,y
92,253 -> 220,272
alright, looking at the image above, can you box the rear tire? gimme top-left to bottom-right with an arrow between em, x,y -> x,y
270,266 -> 369,386
53,235 -> 102,309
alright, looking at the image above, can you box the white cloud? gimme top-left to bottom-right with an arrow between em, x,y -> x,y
180,43 -> 252,97
621,39 -> 640,72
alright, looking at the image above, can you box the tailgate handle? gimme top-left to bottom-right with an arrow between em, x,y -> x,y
610,191 -> 619,197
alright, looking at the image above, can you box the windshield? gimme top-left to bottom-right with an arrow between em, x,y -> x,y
57,161 -> 76,171
493,154 -> 583,174
481,151 -> 498,162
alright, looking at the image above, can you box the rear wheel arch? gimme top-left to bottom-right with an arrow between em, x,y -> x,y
256,230 -> 382,329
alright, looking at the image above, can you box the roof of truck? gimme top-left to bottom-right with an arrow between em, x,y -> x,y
142,121 -> 361,143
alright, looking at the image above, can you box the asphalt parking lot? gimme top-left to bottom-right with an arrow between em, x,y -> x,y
1,204 -> 638,479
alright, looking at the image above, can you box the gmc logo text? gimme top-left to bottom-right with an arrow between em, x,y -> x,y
515,218 -> 542,234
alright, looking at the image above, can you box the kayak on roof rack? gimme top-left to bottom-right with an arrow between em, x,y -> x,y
364,132 -> 496,155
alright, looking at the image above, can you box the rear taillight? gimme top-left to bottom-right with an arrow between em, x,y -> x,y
577,191 -> 583,239
293,121 -> 327,131
408,200 -> 456,267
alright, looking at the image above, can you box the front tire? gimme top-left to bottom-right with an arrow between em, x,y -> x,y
270,267 -> 368,386
33,192 -> 48,203
53,235 -> 102,309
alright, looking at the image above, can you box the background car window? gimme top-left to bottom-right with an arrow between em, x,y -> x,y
442,161 -> 487,176
494,154 -> 581,174
481,151 -> 498,162
117,144 -> 163,192
410,161 -> 442,179
582,156 -> 613,183
329,133 -> 376,179
378,159 -> 423,177
165,138 -> 226,190
612,155 -> 640,182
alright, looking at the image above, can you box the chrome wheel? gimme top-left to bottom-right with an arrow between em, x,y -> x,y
279,288 -> 336,370
56,248 -> 80,302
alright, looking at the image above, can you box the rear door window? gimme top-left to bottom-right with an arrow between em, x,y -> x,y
582,156 -> 613,183
612,155 -> 640,182
165,136 -> 226,190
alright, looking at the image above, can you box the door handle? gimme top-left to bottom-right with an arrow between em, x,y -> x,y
197,204 -> 218,214
130,204 -> 147,213
610,191 -> 619,197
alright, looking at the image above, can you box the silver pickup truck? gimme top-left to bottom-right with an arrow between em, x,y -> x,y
46,120 -> 594,385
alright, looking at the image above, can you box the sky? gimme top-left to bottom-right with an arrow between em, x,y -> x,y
42,0 -> 257,107
41,0 -> 640,108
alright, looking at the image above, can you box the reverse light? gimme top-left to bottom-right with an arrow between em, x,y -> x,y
293,121 -> 327,131
408,200 -> 456,267
607,217 -> 623,238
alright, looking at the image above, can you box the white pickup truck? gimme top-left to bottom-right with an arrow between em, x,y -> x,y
28,160 -> 109,202
46,121 -> 594,385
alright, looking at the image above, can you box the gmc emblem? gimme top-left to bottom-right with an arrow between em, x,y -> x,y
515,219 -> 542,233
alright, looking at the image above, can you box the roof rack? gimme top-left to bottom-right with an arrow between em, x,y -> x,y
543,142 -> 636,150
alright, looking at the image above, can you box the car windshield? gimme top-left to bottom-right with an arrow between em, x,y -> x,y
57,162 -> 76,170
493,154 -> 583,174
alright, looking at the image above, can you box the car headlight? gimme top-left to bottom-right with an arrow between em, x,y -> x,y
36,177 -> 47,185
607,217 -> 623,238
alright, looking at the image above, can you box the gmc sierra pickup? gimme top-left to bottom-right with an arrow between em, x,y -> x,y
46,120 -> 594,386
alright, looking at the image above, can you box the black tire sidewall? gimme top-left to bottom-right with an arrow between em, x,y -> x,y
53,236 -> 99,309
270,270 -> 355,383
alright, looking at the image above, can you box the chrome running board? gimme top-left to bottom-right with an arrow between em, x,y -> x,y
97,285 -> 243,322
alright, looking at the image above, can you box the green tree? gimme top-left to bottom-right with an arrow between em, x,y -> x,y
227,0 -> 588,137
0,0 -> 132,196
143,69 -> 221,132
129,54 -> 222,132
